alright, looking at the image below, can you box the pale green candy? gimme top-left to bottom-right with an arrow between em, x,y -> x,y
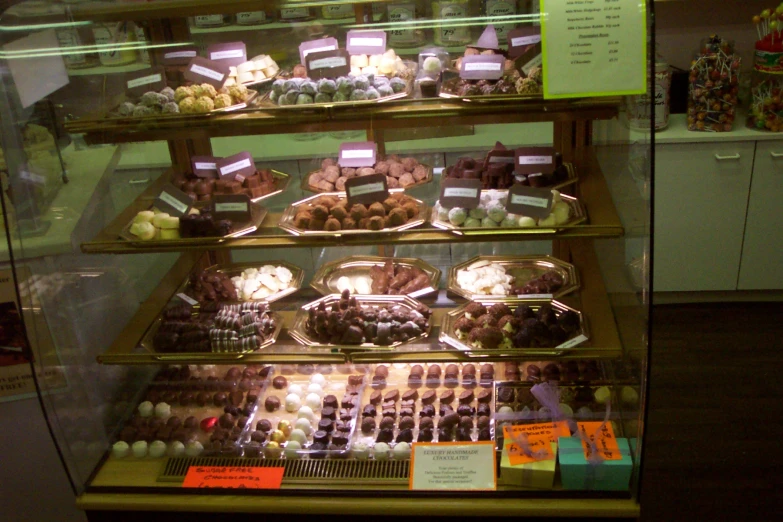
448,207 -> 467,225
314,93 -> 332,104
350,89 -> 367,101
296,93 -> 314,105
481,217 -> 499,228
464,217 -> 482,228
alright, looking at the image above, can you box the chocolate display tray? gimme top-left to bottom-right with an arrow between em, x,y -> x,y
301,164 -> 433,194
248,169 -> 292,204
278,191 -> 428,237
439,299 -> 589,356
431,193 -> 587,236
310,255 -> 441,299
118,202 -> 267,246
179,261 -> 304,305
105,90 -> 260,123
288,294 -> 432,352
138,310 -> 284,359
353,364 -> 497,449
439,162 -> 578,192
447,255 -> 579,301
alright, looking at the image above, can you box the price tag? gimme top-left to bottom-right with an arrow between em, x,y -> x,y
338,141 -> 377,167
577,422 -> 622,461
346,30 -> 387,55
182,466 -> 284,489
184,57 -> 230,88
212,194 -> 251,222
558,334 -> 587,349
439,179 -> 482,210
345,174 -> 388,206
191,156 -> 221,179
207,42 -> 247,67
216,151 -> 255,181
503,422 -> 570,465
176,293 -> 199,306
507,27 -> 542,59
459,54 -> 505,80
514,147 -> 555,175
125,66 -> 166,97
506,184 -> 553,219
305,49 -> 351,80
299,37 -> 338,65
162,46 -> 198,65
409,442 -> 496,491
153,183 -> 193,217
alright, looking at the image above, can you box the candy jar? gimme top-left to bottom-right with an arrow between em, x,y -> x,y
746,8 -> 783,131
687,36 -> 740,132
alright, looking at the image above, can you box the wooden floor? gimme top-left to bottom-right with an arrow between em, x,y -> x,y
641,303 -> 783,521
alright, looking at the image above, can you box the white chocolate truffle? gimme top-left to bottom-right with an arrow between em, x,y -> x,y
296,406 -> 315,421
310,373 -> 327,386
620,386 -> 639,405
185,441 -> 204,457
558,404 -> 574,417
374,442 -> 391,461
498,405 -> 514,414
594,386 -> 612,405
130,221 -> 156,240
137,401 -> 154,417
305,392 -> 322,411
149,440 -> 167,458
285,393 -> 302,412
288,428 -> 308,445
284,440 -> 302,459
287,384 -> 303,396
154,402 -> 171,418
112,441 -> 130,458
150,212 -> 170,228
328,382 -> 346,394
518,216 -> 537,227
294,417 -> 313,435
393,442 -> 411,460
159,228 -> 180,240
131,440 -> 148,458
352,442 -> 370,460
133,210 -> 155,223
306,383 -> 324,397
575,406 -> 593,420
168,441 -> 185,457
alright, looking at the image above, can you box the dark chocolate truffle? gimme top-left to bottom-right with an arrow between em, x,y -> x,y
459,416 -> 474,430
420,405 -> 436,418
318,419 -> 334,433
421,390 -> 437,405
313,430 -> 330,443
384,390 -> 400,402
459,390 -> 474,404
476,389 -> 492,404
263,396 -> 280,412
379,416 -> 395,430
370,390 -> 383,405
256,419 -> 272,432
321,406 -> 336,420
272,376 -> 287,389
417,429 -> 434,442
439,389 -> 455,404
457,404 -> 474,417
376,428 -> 394,443
212,392 -> 227,407
323,395 -> 338,409
396,429 -> 414,443
218,413 -> 235,430
361,417 -> 376,434
440,412 -> 459,428
250,431 -> 266,443
362,404 -> 377,417
399,416 -> 415,430
402,389 -> 418,402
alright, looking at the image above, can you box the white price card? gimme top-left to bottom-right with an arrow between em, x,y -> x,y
541,0 -> 646,98
410,442 -> 496,491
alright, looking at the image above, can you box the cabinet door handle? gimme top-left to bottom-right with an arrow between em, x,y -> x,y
770,151 -> 783,158
714,153 -> 740,160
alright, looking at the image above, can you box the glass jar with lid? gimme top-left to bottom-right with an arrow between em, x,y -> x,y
433,0 -> 472,47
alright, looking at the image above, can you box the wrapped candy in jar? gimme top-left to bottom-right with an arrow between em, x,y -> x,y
747,40 -> 783,131
687,36 -> 741,132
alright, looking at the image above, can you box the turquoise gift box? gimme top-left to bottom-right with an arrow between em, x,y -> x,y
557,436 -> 633,491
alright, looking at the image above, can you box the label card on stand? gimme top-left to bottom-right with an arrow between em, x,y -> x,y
299,37 -> 339,66
514,147 -> 555,175
182,466 -> 284,489
507,27 -> 542,58
459,54 -> 505,80
345,174 -> 388,207
305,49 -> 351,80
125,66 -> 166,97
191,156 -> 221,179
184,57 -> 230,88
217,152 -> 255,181
154,183 -> 193,217
346,30 -> 387,55
162,46 -> 198,66
338,141 -> 377,167
506,184 -> 552,219
207,42 -> 247,67
439,179 -> 482,210
213,194 -> 251,222
409,442 -> 497,491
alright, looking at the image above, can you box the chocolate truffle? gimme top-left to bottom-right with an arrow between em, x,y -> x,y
376,428 -> 394,443
256,419 -> 272,432
399,416 -> 416,430
318,419 -> 333,432
361,417 -> 376,434
477,415 -> 490,429
250,431 -> 266,443
476,389 -> 492,404
419,417 -> 434,431
459,416 -> 474,430
440,412 -> 459,428
421,390 -> 437,405
410,364 -> 424,376
462,364 -> 477,377
370,390 -> 383,405
331,433 -> 349,446
212,392 -> 227,407
402,389 -> 418,402
323,395 -> 338,409
374,365 -> 389,378
384,390 -> 400,402
247,388 -> 261,404
218,413 -> 235,430
426,364 -> 442,377
321,406 -> 336,420
418,429 -> 434,442
313,430 -> 330,443
272,376 -> 287,389
379,416 -> 395,430
420,405 -> 436,418
445,364 -> 459,377
459,390 -> 474,404
396,429 -> 414,443
440,389 -> 455,404
438,428 -> 453,442
457,404 -> 474,417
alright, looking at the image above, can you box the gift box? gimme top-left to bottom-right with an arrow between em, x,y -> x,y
558,436 -> 633,491
500,441 -> 557,489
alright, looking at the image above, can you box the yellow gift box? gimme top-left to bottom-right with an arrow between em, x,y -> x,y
500,441 -> 557,489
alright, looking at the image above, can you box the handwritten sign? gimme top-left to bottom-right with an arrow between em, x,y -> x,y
503,422 -> 570,465
506,184 -> 553,219
346,30 -> 387,55
125,66 -> 166,97
154,183 -> 193,216
410,442 -> 496,490
182,466 -> 284,489
578,422 -> 621,461
439,178 -> 482,210
217,152 -> 255,181
460,54 -> 505,80
299,37 -> 339,66
338,141 -> 377,167
207,42 -> 247,67
345,174 -> 388,206
184,57 -> 230,88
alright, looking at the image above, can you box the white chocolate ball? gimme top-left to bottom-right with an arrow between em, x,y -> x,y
310,373 -> 327,386
287,384 -> 303,396
294,418 -> 313,435
112,441 -> 130,458
185,441 -> 203,457
594,386 -> 611,405
131,440 -> 148,458
285,393 -> 303,412
297,406 -> 315,421
289,428 -> 308,445
149,440 -> 167,458
168,441 -> 185,457
393,442 -> 411,460
306,383 -> 324,397
352,442 -> 370,460
284,440 -> 302,459
374,442 -> 391,461
154,402 -> 171,418
137,401 -> 154,417
305,392 -> 321,411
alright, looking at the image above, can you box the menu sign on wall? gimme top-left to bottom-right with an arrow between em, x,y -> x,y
541,0 -> 646,98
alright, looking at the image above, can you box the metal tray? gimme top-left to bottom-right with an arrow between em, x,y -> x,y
289,294 -> 432,352
301,163 -> 433,193
439,162 -> 578,192
448,255 -> 579,301
139,309 -> 284,358
179,261 -> 304,305
439,298 -> 589,356
431,192 -> 586,236
279,191 -> 428,237
310,255 -> 441,299
119,202 -> 267,246
105,90 -> 260,122
248,169 -> 292,203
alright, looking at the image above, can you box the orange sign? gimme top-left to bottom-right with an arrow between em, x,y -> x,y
578,422 -> 621,461
182,466 -> 284,489
503,422 -> 570,465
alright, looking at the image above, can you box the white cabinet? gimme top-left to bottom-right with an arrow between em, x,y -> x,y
738,141 -> 783,290
653,142 -> 754,291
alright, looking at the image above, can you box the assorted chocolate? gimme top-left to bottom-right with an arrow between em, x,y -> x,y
187,270 -> 238,303
304,290 -> 431,346
307,156 -> 429,192
511,270 -> 565,296
172,167 -> 279,203
366,260 -> 430,296
290,193 -> 422,232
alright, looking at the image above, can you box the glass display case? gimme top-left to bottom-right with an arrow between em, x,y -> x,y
0,0 -> 651,518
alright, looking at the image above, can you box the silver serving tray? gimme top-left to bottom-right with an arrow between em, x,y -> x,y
179,261 -> 304,305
